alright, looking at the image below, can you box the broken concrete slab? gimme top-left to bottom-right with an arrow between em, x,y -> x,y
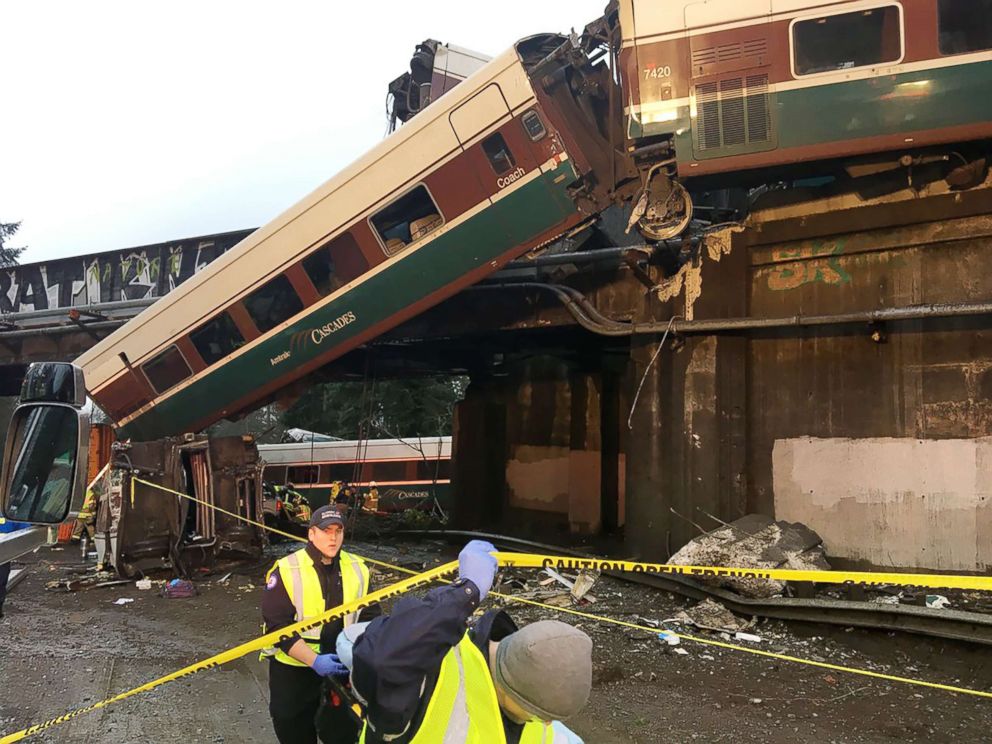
668,514 -> 830,598
673,598 -> 747,632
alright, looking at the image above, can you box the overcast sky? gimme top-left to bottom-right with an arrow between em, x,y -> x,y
1,1 -> 606,264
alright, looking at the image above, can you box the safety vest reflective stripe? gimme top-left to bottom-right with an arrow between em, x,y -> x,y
341,552 -> 369,627
261,547 -> 369,666
284,552 -> 317,640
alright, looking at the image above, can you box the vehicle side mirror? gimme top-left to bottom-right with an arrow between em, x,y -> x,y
1,404 -> 89,524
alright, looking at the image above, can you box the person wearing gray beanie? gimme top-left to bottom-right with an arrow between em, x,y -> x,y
350,540 -> 591,743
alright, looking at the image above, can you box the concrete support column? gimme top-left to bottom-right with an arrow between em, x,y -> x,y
624,229 -> 749,560
451,380 -> 506,528
567,370 -> 601,534
625,333 -> 675,559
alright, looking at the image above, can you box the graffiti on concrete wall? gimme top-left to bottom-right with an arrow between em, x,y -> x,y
0,229 -> 254,313
765,239 -> 852,291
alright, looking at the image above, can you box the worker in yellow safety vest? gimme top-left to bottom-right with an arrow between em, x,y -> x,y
261,504 -> 377,744
343,541 -> 591,744
71,483 -> 99,543
329,480 -> 343,506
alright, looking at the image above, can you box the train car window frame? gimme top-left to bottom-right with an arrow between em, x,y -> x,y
789,4 -> 904,79
481,132 -> 517,176
937,0 -> 992,55
301,231 -> 369,297
243,273 -> 305,334
190,311 -> 246,366
141,345 -> 193,395
521,109 -> 547,141
368,183 -> 445,257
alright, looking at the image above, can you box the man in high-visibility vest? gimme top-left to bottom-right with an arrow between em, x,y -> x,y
261,504 -> 376,744
71,483 -> 99,543
348,540 -> 592,743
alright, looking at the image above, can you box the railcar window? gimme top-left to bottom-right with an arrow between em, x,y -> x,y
302,231 -> 368,296
371,461 -> 407,481
288,465 -> 319,484
327,464 -> 354,482
302,248 -> 336,297
522,110 -> 547,141
415,459 -> 451,480
370,185 -> 444,256
792,6 -> 901,76
264,465 -> 287,486
938,0 -> 992,55
482,132 -> 517,175
244,274 -> 305,333
190,311 -> 245,366
142,345 -> 193,394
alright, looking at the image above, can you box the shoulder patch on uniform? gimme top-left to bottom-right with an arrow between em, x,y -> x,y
266,574 -> 279,590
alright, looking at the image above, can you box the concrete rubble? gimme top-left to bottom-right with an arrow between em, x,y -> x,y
668,514 -> 831,598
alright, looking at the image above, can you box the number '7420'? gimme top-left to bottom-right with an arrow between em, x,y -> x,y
643,66 -> 672,79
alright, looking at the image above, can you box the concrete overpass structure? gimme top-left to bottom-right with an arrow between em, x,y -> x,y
4,176 -> 992,572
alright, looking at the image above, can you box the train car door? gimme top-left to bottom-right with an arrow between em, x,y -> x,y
684,0 -> 777,163
449,82 -> 514,207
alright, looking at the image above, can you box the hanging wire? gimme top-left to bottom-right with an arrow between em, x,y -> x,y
626,316 -> 678,430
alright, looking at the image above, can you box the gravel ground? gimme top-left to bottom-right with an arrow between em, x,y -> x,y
2,539 -> 992,743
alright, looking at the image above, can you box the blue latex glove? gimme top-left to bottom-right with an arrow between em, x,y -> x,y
311,652 -> 349,678
458,540 -> 497,601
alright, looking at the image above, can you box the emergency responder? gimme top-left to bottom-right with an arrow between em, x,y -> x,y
364,482 -> 379,512
329,480 -> 343,507
349,540 -> 592,743
261,505 -> 378,744
72,481 -> 99,544
277,483 -> 313,526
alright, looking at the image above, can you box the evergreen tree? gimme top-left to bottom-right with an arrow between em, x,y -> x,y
281,376 -> 467,440
0,221 -> 24,267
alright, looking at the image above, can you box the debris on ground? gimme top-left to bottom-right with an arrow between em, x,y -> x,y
570,570 -> 599,602
668,514 -> 830,598
734,631 -> 763,643
672,598 -> 748,632
162,579 -> 197,598
926,594 -> 951,610
45,576 -> 131,592
136,578 -> 153,590
112,597 -> 134,605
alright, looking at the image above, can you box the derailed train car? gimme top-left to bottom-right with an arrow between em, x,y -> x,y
61,34 -> 624,444
615,0 -> 992,234
101,435 -> 264,577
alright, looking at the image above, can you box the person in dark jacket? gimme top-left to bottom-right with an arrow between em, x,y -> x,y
348,540 -> 591,743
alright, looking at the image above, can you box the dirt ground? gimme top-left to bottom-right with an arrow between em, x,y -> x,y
2,539 -> 992,743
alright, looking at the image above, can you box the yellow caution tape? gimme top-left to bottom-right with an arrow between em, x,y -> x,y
0,560 -> 458,744
497,552 -> 992,592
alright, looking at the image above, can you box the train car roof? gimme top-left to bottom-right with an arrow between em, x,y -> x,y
75,38 -> 552,395
258,436 -> 451,464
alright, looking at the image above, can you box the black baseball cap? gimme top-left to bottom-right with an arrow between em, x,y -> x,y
309,505 -> 345,530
